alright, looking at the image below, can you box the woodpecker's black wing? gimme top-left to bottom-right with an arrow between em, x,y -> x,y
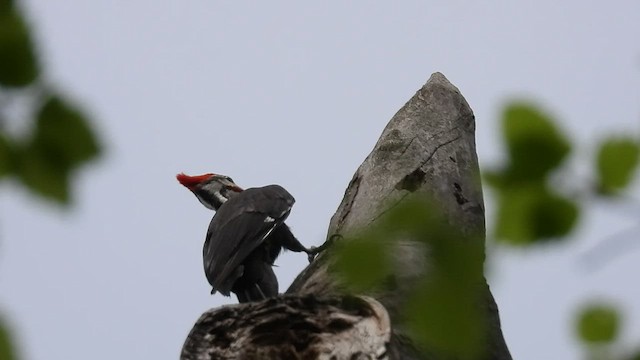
203,185 -> 294,295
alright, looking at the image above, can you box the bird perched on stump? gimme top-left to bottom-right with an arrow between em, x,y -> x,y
176,172 -> 323,303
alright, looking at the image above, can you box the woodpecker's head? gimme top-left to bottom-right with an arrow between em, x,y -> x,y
176,173 -> 243,211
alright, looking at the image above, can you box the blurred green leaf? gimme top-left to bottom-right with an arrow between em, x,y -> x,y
0,8 -> 39,87
1,1 -> 14,15
502,103 -> 571,184
332,235 -> 392,292
331,199 -> 445,292
532,191 -> 579,239
624,349 -> 640,360
482,170 -> 505,189
12,95 -> 100,203
0,318 -> 17,360
332,198 -> 488,358
406,278 -> 486,359
577,304 -> 620,344
495,185 -> 579,245
405,230 -> 486,358
15,140 -> 70,203
0,133 -> 15,177
381,198 -> 444,235
596,137 -> 639,194
487,103 -> 578,245
34,96 -> 101,170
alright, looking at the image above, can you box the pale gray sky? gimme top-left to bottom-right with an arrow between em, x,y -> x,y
1,1 -> 639,359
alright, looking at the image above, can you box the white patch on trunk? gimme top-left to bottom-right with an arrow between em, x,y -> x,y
264,216 -> 275,223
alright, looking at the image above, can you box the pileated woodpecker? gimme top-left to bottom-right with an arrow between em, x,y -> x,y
177,172 -> 321,303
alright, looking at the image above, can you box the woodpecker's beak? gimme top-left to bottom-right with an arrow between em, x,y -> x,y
176,173 -> 215,190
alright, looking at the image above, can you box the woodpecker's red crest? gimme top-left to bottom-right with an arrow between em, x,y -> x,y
177,172 -> 242,210
176,173 -> 215,190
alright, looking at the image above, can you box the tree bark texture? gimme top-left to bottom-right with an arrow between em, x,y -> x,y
181,73 -> 512,360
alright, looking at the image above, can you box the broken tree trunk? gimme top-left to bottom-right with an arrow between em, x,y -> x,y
181,73 -> 512,360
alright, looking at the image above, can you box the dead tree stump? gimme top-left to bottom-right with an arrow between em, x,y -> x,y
181,73 -> 512,360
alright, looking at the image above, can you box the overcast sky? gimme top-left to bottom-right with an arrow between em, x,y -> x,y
1,1 -> 639,359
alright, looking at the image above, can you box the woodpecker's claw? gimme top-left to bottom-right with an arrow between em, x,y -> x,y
306,234 -> 342,263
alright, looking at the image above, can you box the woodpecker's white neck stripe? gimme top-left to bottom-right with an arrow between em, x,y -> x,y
213,191 -> 228,206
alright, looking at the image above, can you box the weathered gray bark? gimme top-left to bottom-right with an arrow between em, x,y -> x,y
288,72 -> 484,296
286,72 -> 511,360
181,73 -> 512,360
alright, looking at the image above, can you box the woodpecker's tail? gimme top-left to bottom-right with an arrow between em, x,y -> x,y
233,263 -> 278,303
